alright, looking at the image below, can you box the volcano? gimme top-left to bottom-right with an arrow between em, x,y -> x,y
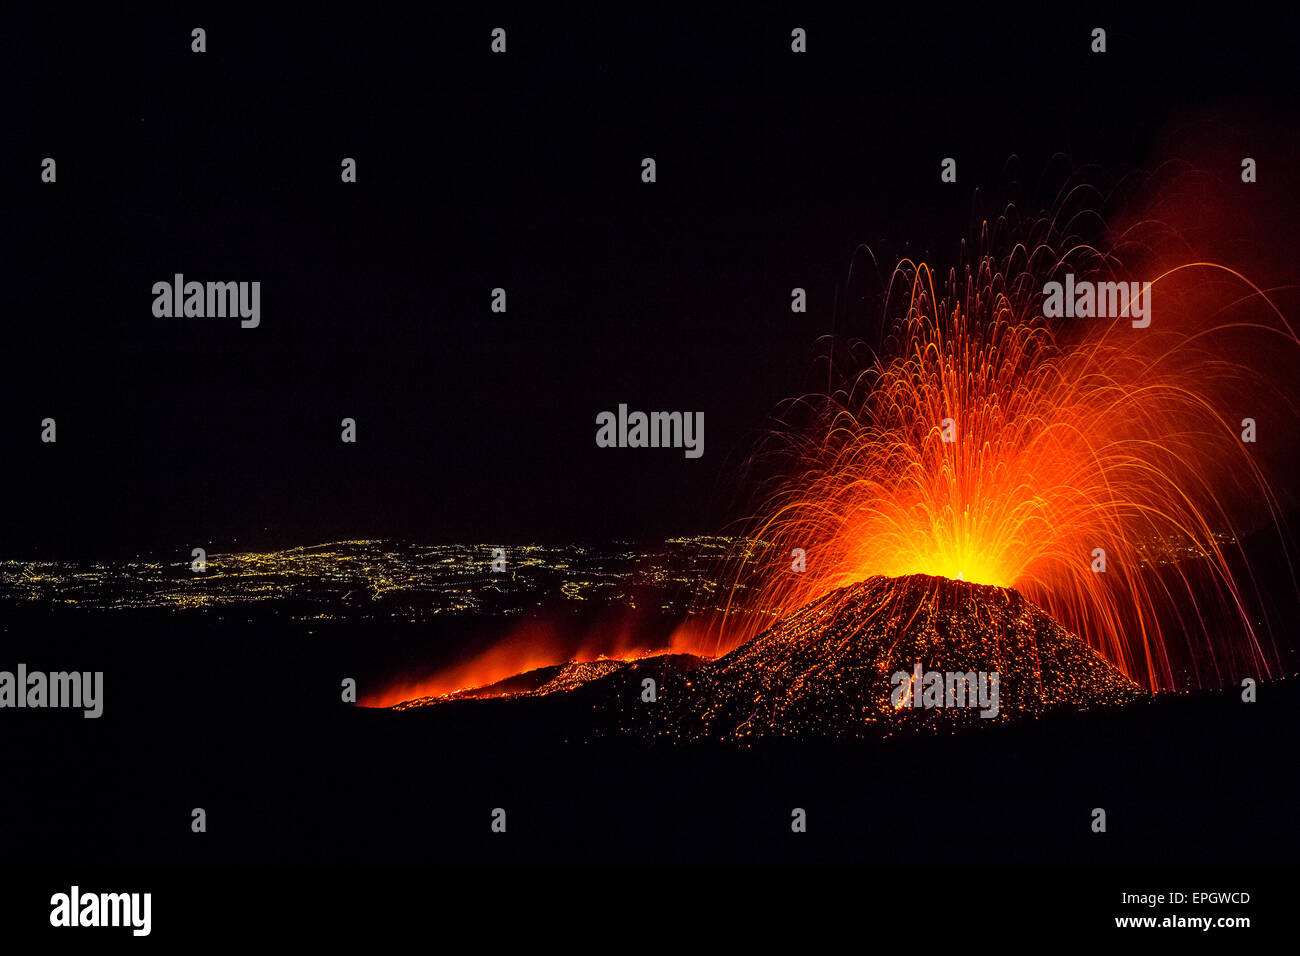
579,574 -> 1144,742
390,574 -> 1144,742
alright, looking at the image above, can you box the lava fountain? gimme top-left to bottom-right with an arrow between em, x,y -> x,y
717,207 -> 1298,692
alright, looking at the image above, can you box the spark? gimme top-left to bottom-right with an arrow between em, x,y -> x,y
719,213 -> 1297,692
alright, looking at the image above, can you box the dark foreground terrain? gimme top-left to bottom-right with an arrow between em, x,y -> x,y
4,606 -> 1296,867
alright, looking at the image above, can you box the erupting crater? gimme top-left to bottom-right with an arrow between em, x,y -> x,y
390,574 -> 1144,743
621,573 -> 1144,742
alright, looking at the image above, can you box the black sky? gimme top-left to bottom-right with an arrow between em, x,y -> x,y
5,8 -> 1298,557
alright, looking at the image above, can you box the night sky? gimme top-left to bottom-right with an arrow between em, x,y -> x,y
6,8 -> 1298,557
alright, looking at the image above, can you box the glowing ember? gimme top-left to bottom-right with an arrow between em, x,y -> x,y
622,574 -> 1144,742
718,217 -> 1296,692
375,201 -> 1297,707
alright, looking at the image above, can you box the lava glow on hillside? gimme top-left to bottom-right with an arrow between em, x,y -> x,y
372,194 -> 1298,710
618,573 -> 1143,742
365,612 -> 716,708
711,203 -> 1298,694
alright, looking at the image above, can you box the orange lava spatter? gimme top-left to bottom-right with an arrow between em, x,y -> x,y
715,220 -> 1297,692
626,574 -> 1143,742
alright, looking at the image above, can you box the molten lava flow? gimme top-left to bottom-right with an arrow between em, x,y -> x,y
374,188 -> 1297,707
625,573 -> 1145,743
363,609 -> 721,708
364,618 -> 567,707
721,215 -> 1297,692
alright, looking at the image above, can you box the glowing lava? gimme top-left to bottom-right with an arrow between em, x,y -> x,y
720,212 -> 1297,692
373,193 -> 1298,708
